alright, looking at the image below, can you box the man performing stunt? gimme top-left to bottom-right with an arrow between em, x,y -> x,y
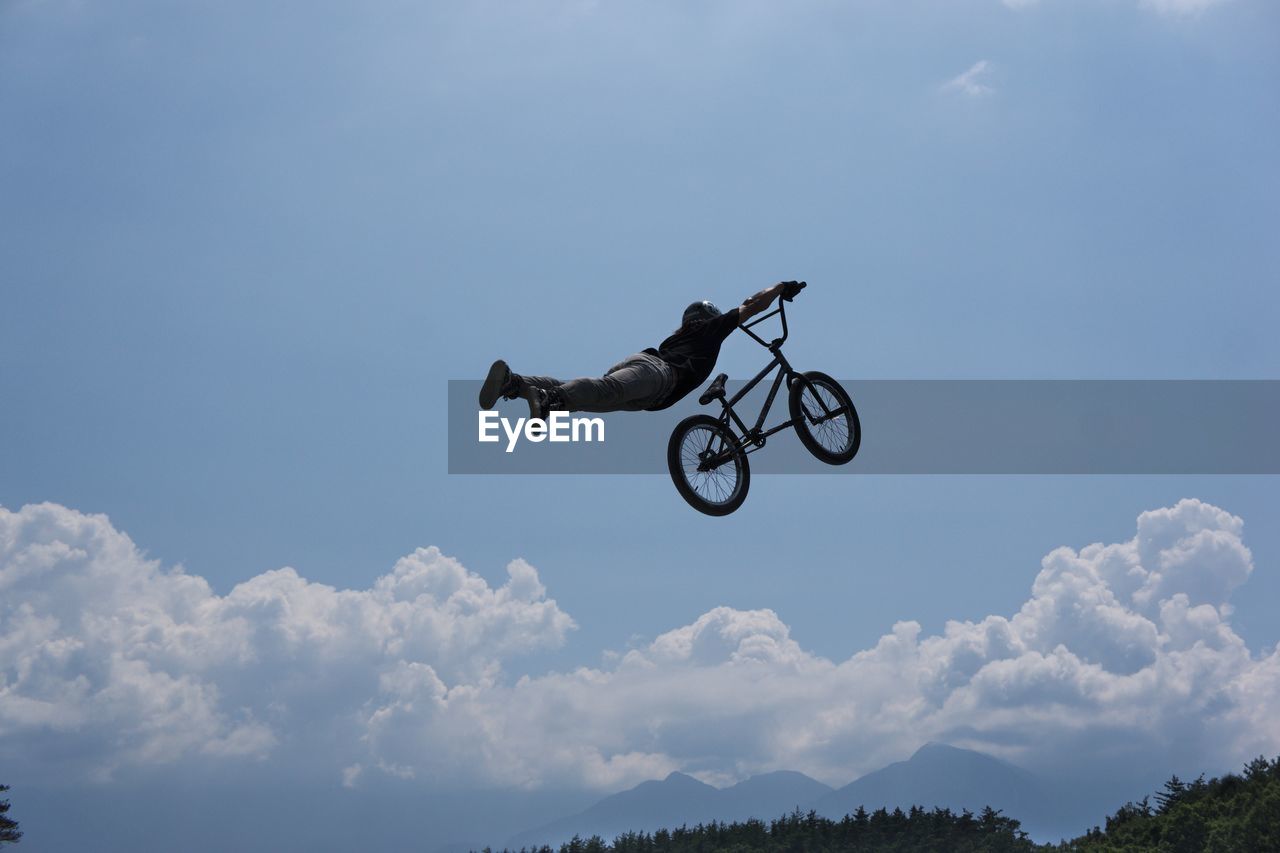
479,281 -> 805,418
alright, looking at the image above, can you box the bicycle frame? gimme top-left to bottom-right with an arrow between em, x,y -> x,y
716,349 -> 795,452
673,287 -> 861,512
707,297 -> 808,455
679,287 -> 857,494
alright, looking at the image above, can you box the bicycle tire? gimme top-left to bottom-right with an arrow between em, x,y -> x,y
667,414 -> 750,516
788,371 -> 860,465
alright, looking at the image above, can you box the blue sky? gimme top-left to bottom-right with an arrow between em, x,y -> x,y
2,0 -> 1279,848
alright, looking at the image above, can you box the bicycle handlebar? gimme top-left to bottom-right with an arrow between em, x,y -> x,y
739,280 -> 807,350
781,280 -> 806,302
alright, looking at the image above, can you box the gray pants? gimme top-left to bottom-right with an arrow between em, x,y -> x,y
523,352 -> 678,413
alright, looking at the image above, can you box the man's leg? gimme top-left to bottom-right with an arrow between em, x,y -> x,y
517,375 -> 565,390
558,354 -> 675,413
479,360 -> 565,410
511,375 -> 569,419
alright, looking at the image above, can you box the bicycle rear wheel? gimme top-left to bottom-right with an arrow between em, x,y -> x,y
788,371 -> 860,465
667,414 -> 750,516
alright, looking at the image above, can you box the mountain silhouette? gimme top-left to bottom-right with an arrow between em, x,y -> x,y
719,771 -> 834,822
506,770 -> 832,849
813,743 -> 1055,835
503,743 -> 1086,849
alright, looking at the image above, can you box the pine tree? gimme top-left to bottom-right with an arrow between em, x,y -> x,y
1154,774 -> 1188,813
0,785 -> 21,847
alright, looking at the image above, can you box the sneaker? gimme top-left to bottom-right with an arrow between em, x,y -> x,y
478,359 -> 522,409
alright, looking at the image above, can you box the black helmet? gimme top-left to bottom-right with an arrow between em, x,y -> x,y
683,300 -> 722,325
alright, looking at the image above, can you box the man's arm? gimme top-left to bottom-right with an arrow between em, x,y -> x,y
738,280 -> 801,322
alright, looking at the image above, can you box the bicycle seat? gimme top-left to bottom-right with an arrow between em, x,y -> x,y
699,373 -> 729,406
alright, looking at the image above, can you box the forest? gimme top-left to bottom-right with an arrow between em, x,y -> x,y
481,755 -> 1280,853
1,756 -> 1276,851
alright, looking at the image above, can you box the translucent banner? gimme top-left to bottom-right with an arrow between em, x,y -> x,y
448,380 -> 1280,474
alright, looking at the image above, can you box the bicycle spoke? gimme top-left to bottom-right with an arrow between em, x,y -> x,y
800,382 -> 853,454
678,425 -> 740,506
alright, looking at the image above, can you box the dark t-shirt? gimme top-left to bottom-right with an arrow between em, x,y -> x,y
642,307 -> 741,411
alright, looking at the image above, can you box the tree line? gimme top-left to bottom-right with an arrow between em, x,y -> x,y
481,755 -> 1280,853
492,805 -> 1038,853
1056,754 -> 1280,852
2,754 -> 1277,850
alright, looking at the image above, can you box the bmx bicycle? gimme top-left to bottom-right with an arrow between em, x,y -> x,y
667,282 -> 860,516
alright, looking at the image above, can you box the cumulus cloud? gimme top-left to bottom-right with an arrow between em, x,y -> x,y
1004,0 -> 1231,15
1138,0 -> 1230,13
941,60 -> 994,97
0,502 -> 573,781
2,499 -> 1278,793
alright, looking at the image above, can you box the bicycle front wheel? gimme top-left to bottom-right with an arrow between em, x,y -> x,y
788,371 -> 860,465
667,414 -> 750,516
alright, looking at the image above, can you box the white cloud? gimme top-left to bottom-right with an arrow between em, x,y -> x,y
941,60 -> 994,97
0,502 -> 574,781
2,499 -> 1278,793
1138,0 -> 1230,13
1004,0 -> 1231,15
